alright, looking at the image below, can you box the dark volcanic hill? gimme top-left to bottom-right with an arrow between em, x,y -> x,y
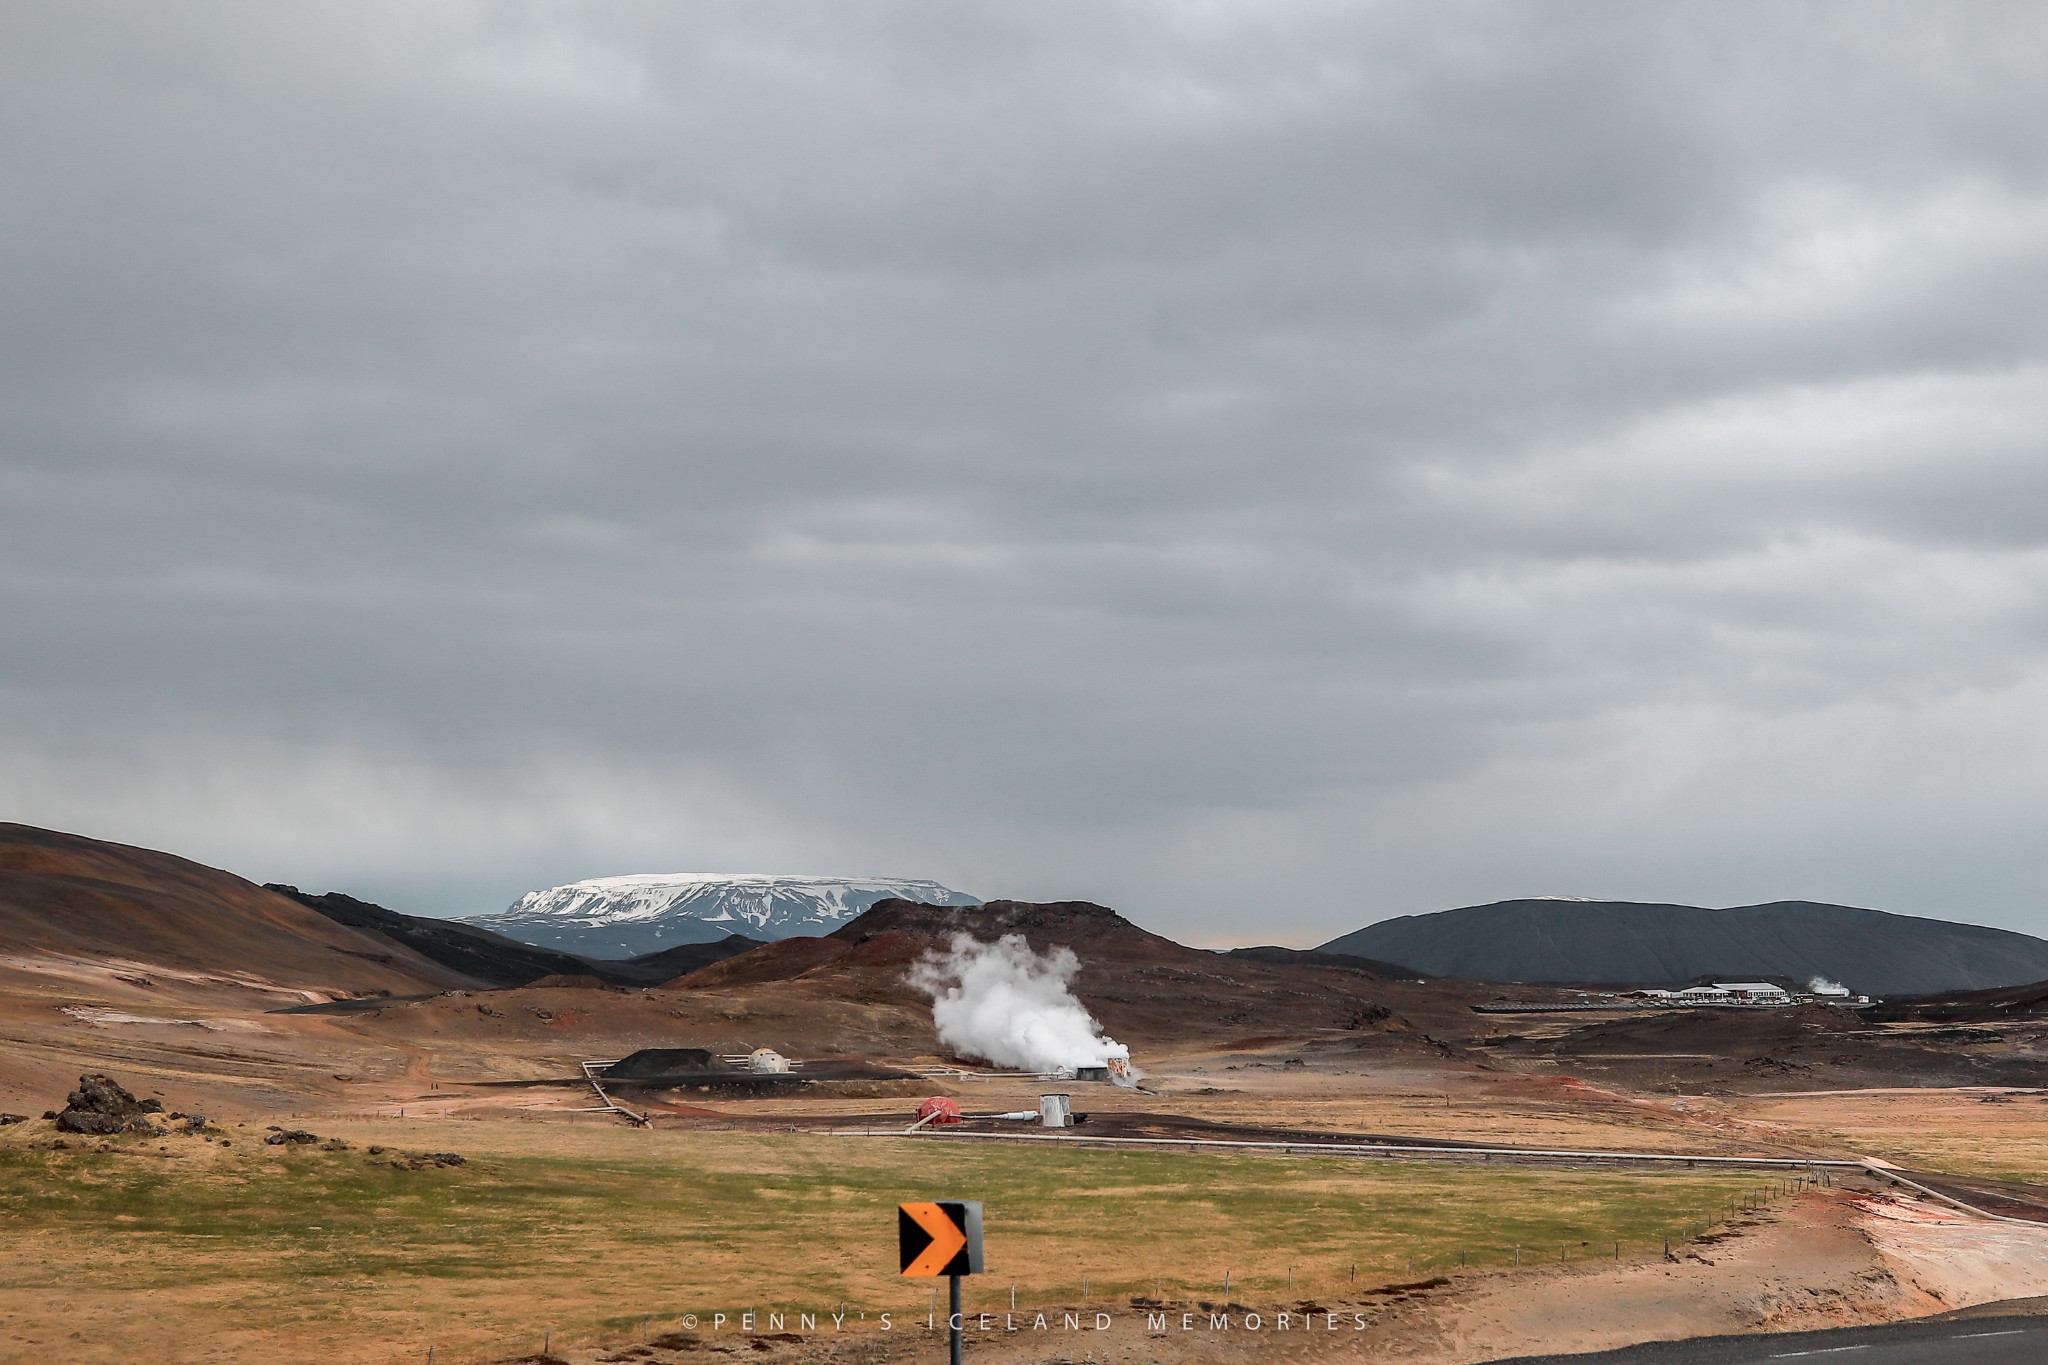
1319,898 -> 2048,997
0,824 -> 468,997
677,898 -> 1184,999
1225,945 -> 1422,978
269,885 -> 596,988
268,885 -> 760,989
675,898 -> 1432,1050
608,936 -> 764,983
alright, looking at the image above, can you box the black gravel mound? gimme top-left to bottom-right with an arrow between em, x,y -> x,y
602,1048 -> 736,1079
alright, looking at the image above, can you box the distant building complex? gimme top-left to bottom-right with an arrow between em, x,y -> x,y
1625,981 -> 1867,1006
1477,979 -> 1872,1015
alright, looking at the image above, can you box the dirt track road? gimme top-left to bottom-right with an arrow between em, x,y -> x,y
1486,1311 -> 2048,1365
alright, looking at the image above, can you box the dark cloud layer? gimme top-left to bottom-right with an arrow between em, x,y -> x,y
5,3 -> 2048,941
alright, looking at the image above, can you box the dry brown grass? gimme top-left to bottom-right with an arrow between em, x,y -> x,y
0,1115 -> 1770,1365
1734,1089 -> 2048,1183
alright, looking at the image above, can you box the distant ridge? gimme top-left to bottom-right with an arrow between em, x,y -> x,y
1318,899 -> 2048,997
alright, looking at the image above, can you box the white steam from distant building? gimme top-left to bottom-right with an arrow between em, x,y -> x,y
1806,976 -> 1850,996
909,933 -> 1138,1078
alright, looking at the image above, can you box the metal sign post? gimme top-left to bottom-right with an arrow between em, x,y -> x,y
899,1201 -> 984,1365
949,1272 -> 962,1365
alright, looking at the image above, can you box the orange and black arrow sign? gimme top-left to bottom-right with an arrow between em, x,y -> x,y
898,1200 -> 984,1277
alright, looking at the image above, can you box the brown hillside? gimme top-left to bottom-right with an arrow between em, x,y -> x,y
0,824 -> 474,998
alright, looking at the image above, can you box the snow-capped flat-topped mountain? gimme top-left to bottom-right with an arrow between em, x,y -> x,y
461,874 -> 982,959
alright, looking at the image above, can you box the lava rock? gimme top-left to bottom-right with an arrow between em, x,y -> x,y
263,1129 -> 320,1146
54,1074 -> 164,1135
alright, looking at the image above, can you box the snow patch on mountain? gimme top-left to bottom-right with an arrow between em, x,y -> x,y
461,873 -> 982,959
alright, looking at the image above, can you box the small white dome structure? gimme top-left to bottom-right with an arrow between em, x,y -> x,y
747,1047 -> 791,1074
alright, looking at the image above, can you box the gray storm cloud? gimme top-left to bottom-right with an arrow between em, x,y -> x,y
4,4 -> 2048,938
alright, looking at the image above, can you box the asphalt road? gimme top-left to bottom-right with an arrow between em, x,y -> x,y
1485,1313 -> 2048,1365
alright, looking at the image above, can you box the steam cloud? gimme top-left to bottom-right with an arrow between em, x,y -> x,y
909,933 -> 1137,1077
1807,976 -> 1847,993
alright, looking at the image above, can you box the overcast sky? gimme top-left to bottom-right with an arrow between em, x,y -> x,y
5,3 -> 2048,944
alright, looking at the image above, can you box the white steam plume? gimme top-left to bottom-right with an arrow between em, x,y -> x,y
909,933 -> 1137,1078
1807,976 -> 1848,993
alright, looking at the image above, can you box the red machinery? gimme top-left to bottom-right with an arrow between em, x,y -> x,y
913,1096 -> 964,1127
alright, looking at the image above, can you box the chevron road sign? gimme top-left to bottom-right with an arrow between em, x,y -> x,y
898,1200 -> 984,1277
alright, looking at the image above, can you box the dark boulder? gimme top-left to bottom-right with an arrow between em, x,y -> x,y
54,1074 -> 162,1135
368,1150 -> 466,1170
